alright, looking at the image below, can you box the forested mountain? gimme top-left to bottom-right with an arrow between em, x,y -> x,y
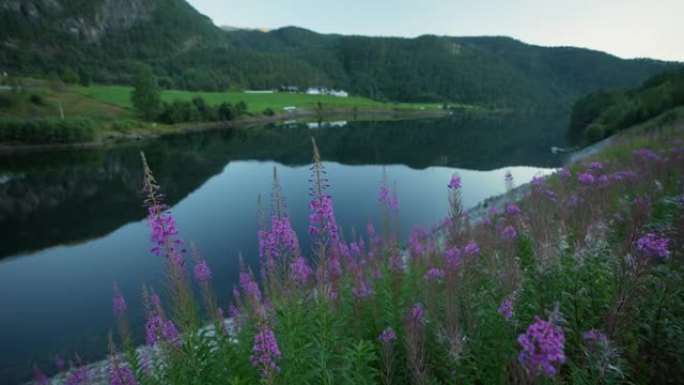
569,67 -> 684,142
1,0 -> 679,110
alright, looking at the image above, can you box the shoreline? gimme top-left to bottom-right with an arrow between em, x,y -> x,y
0,108 -> 450,155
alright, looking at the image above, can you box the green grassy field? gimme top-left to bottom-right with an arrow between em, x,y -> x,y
77,85 -> 447,112
0,87 -> 132,120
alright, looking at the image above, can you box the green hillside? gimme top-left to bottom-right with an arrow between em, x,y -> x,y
0,0 -> 679,110
569,67 -> 684,142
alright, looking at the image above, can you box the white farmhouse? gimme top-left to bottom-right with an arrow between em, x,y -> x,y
306,87 -> 326,95
329,90 -> 349,98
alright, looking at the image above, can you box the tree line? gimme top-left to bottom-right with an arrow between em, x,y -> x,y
131,65 -> 249,124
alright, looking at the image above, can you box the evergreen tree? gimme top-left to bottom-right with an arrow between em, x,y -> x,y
131,65 -> 161,121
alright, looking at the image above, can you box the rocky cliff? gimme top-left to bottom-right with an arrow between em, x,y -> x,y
0,0 -> 157,42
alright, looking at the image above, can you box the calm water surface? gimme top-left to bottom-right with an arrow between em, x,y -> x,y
0,113 -> 569,384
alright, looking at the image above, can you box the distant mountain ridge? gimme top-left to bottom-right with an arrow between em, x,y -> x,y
0,0 -> 680,109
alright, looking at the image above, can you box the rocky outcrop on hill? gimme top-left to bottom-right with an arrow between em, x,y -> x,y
0,0 -> 155,42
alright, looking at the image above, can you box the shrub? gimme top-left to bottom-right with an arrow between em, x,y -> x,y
29,93 -> 44,106
0,117 -> 97,144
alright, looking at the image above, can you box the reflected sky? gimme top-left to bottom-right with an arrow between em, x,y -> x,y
0,159 -> 554,384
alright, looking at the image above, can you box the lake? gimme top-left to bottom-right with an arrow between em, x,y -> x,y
0,113 -> 569,384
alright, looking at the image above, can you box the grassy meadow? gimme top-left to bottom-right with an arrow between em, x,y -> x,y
77,85 -> 446,113
1,82 -> 454,145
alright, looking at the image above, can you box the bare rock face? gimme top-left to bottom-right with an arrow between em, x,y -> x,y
63,0 -> 157,42
0,0 -> 157,42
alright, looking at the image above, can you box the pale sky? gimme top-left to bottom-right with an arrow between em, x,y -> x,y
186,0 -> 683,61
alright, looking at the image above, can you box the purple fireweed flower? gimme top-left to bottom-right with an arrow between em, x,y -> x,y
410,303 -> 425,324
145,313 -> 164,346
229,304 -> 240,320
150,293 -> 160,307
193,259 -> 212,283
558,168 -> 571,178
517,316 -> 566,376
65,366 -> 90,385
578,172 -> 595,185
272,217 -> 298,251
501,225 -> 517,241
55,355 -> 66,372
464,240 -> 480,255
251,325 -> 281,378
338,241 -> 351,262
289,256 -> 313,285
635,233 -> 669,259
108,364 -> 139,385
309,194 -> 340,243
147,205 -> 185,267
609,170 -> 638,182
350,241 -> 362,257
379,184 -> 400,213
589,161 -> 603,170
367,222 -> 376,237
33,368 -> 48,385
379,327 -> 397,343
445,246 -> 462,271
582,329 -> 608,349
425,267 -> 445,282
488,206 -> 500,216
568,194 -> 580,207
531,175 -> 545,187
259,216 -> 300,277
506,203 -> 521,215
633,148 -> 661,162
408,226 -> 427,258
498,298 -> 513,321
597,175 -> 609,186
162,320 -> 182,347
448,173 -> 461,189
352,279 -> 375,299
390,252 -> 403,272
239,270 -> 262,302
112,292 -> 127,316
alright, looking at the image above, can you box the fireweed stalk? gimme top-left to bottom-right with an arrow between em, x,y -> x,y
112,284 -> 131,345
190,242 -> 219,322
251,324 -> 281,383
107,335 -> 140,385
405,303 -> 430,385
379,327 -> 397,385
447,172 -> 466,245
259,168 -> 304,298
140,151 -> 197,331
308,138 -> 341,301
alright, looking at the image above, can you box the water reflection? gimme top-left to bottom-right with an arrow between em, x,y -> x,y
0,113 -> 567,384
